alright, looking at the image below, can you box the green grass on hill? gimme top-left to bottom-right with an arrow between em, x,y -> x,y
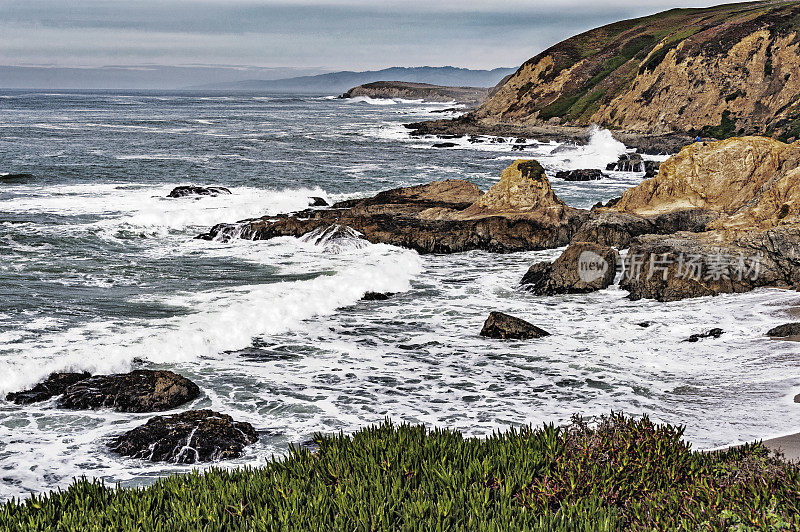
2,414 -> 799,531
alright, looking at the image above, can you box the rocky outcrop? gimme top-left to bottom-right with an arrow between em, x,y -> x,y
619,225 -> 800,302
108,409 -> 258,463
555,169 -> 605,181
572,209 -> 719,248
582,137 -> 800,301
58,370 -> 200,412
767,323 -> 800,338
7,370 -> 200,412
309,197 -> 329,207
6,372 -> 91,404
168,186 -> 231,198
615,137 -> 800,230
685,328 -> 724,342
340,82 -> 489,105
199,161 -> 589,254
480,312 -> 550,339
362,292 -> 394,301
521,242 -> 619,295
412,2 -> 800,143
607,154 -> 645,173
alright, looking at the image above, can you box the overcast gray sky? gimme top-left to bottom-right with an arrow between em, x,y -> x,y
1,0 -> 749,71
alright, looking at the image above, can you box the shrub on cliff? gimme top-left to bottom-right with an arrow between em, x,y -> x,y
2,414 -> 799,530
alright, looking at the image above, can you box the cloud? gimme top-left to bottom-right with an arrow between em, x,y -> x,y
0,0 -> 752,70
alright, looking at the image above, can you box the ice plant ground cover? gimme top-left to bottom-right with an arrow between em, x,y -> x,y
1,414 -> 798,531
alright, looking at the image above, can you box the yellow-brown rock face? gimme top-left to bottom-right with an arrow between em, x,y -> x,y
615,136 -> 800,230
458,160 -> 571,222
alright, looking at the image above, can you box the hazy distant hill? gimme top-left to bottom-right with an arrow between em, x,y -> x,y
0,65 -> 328,90
195,66 -> 517,93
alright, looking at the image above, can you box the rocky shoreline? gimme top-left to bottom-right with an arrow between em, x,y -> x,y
340,81 -> 491,106
403,116 -> 698,155
6,135 -> 800,475
198,135 -> 800,304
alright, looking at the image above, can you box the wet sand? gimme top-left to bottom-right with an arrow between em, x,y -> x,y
763,433 -> 800,461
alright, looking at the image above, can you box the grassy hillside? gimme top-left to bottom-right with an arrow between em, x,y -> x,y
475,0 -> 800,141
2,414 -> 799,530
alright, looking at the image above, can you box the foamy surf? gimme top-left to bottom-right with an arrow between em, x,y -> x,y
0,244 -> 422,396
0,183 -> 330,233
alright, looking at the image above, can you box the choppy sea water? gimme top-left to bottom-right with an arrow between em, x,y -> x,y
1,91 -> 799,501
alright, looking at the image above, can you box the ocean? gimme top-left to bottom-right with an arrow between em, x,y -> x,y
1,90 -> 799,501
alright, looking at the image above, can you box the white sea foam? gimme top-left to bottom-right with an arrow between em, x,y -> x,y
345,95 -> 399,106
0,183 -> 328,233
0,244 -> 422,397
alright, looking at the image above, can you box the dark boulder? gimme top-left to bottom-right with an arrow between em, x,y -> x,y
108,409 -> 258,463
619,228 -> 798,302
432,142 -> 458,148
643,160 -> 660,178
555,169 -> 606,181
606,153 -> 644,172
685,328 -> 724,342
6,372 -> 91,404
167,186 -> 231,198
767,323 -> 800,338
521,242 -> 619,295
480,312 -> 550,339
572,209 -> 720,248
362,292 -> 394,301
309,197 -> 329,207
58,370 -> 200,413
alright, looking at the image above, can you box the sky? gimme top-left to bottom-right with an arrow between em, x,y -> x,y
0,0 -> 753,73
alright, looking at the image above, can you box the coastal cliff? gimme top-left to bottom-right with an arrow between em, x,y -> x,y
410,0 -> 800,145
340,81 -> 490,105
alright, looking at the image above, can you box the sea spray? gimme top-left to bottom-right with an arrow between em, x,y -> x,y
0,244 -> 422,396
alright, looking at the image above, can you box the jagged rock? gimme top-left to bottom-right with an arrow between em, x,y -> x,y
571,208 -> 719,248
299,224 -> 369,253
767,323 -> 800,338
572,211 -> 653,248
555,169 -> 606,181
615,137 -> 800,230
684,328 -> 724,342
309,197 -> 329,207
606,153 -> 644,172
362,292 -> 394,301
6,372 -> 91,404
521,242 -> 619,295
167,186 -> 231,198
432,142 -> 458,148
198,161 -> 588,254
480,312 -> 550,339
57,370 -> 201,413
643,160 -> 660,178
611,138 -> 800,301
108,409 -> 258,463
619,228 -> 798,302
